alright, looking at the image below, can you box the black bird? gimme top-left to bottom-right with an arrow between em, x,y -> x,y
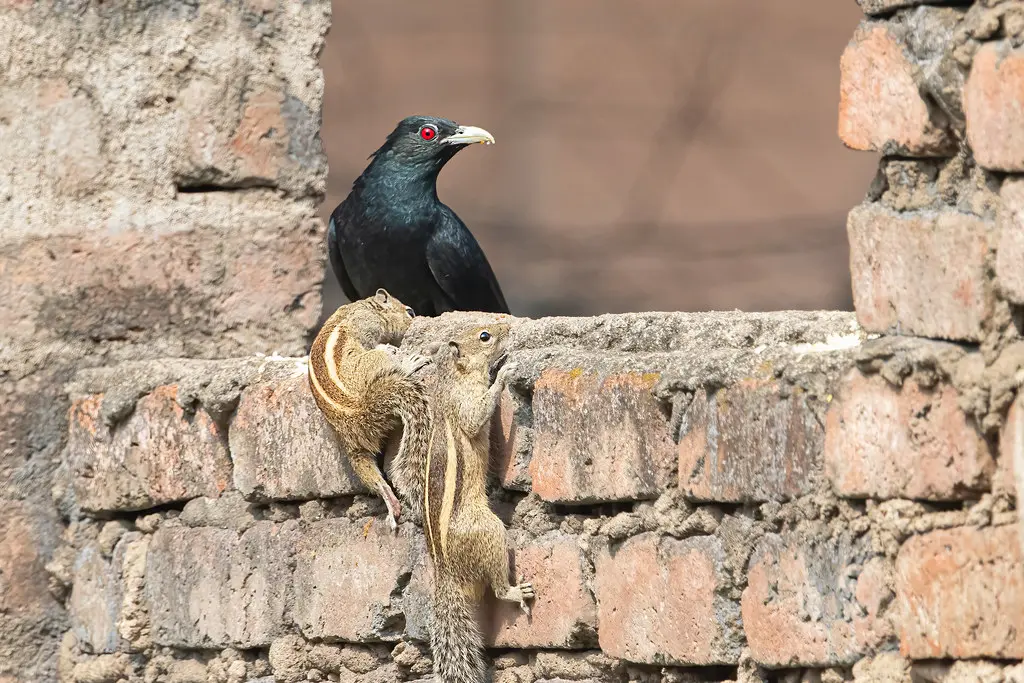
328,115 -> 510,316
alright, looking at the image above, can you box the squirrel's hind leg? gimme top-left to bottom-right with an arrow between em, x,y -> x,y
474,513 -> 536,616
348,450 -> 402,532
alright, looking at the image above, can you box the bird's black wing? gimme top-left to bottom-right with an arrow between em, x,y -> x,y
425,209 -> 510,314
327,208 -> 361,304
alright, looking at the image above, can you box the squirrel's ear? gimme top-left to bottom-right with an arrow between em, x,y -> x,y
374,288 -> 390,303
447,340 -> 460,359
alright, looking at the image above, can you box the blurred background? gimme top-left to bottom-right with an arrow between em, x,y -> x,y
319,0 -> 877,318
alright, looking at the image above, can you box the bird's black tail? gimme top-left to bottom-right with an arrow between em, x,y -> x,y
431,571 -> 486,683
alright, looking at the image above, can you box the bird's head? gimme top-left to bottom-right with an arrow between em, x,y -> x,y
369,115 -> 494,175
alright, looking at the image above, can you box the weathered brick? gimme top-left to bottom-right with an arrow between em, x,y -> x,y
595,533 -> 740,666
966,43 -> 1024,172
68,544 -> 123,654
825,371 -> 993,500
293,518 -> 418,642
839,23 -> 953,156
492,389 -> 532,492
855,0 -> 936,14
678,379 -> 824,503
146,523 -> 294,649
0,217 -> 323,355
67,533 -> 149,654
742,530 -> 892,667
230,373 -> 364,501
997,178 -> 1024,305
485,534 -> 597,649
68,386 -> 232,512
529,370 -> 675,504
996,390 -> 1022,501
896,526 -> 1024,658
847,203 -> 993,341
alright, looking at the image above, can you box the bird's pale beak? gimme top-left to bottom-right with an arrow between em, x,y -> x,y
443,125 -> 495,146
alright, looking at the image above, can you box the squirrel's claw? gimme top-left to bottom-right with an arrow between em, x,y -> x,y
400,352 -> 431,376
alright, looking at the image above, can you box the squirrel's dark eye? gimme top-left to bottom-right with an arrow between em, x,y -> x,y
479,331 -> 491,342
405,306 -> 415,318
419,125 -> 437,141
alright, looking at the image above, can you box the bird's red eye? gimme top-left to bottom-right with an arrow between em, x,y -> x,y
419,125 -> 437,141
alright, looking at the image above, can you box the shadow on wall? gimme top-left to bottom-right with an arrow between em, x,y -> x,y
318,0 -> 877,318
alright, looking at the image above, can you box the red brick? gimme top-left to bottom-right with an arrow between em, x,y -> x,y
825,371 -> 993,501
997,179 -> 1024,305
742,531 -> 892,667
896,526 -> 1024,658
966,43 -> 1024,172
595,533 -> 740,666
146,523 -> 294,649
68,386 -> 233,512
0,217 -> 322,355
229,89 -> 287,181
839,24 -> 953,156
292,518 -> 418,642
485,534 -> 597,649
230,374 -> 364,501
491,388 -> 532,491
529,370 -> 675,504
847,203 -> 993,341
0,502 -> 51,620
678,379 -> 823,503
996,391 -> 1022,500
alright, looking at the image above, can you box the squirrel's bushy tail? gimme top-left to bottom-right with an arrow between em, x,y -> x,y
431,571 -> 486,683
383,374 -> 430,510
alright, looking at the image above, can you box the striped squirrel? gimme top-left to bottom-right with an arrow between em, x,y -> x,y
423,322 -> 535,683
307,289 -> 430,531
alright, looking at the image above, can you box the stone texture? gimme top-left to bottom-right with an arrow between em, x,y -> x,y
1002,394 -> 1024,551
896,526 -> 1024,659
230,373 -> 365,501
966,43 -> 1024,172
293,518 -> 418,643
68,386 -> 232,512
68,544 -> 124,654
146,523 -> 295,649
678,379 -> 824,503
742,529 -> 893,667
855,0 -> 940,14
529,370 -> 676,504
485,534 -> 597,649
595,533 -> 740,666
839,23 -> 953,156
825,371 -> 994,500
0,214 -> 324,357
997,178 -> 1024,306
847,203 -> 993,341
1,2 -> 328,236
1,1 -> 330,680
492,389 -> 533,492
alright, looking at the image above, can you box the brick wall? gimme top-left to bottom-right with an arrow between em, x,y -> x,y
6,1 -> 1024,682
48,306 -> 1024,683
0,2 -> 328,681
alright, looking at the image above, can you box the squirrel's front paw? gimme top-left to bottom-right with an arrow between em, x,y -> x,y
399,352 -> 432,376
375,343 -> 400,357
495,361 -> 518,387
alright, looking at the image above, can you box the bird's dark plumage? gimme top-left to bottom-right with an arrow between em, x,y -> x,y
328,115 -> 509,317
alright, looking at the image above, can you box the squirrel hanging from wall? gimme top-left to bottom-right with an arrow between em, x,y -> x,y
421,322 -> 535,683
307,289 -> 431,531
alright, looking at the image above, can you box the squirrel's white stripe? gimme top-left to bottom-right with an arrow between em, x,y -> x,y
438,419 -> 459,561
322,323 -> 351,395
308,361 -> 352,414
